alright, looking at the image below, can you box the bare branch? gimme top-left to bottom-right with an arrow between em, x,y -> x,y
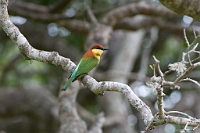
164,115 -> 200,127
166,111 -> 193,119
193,30 -> 197,38
101,1 -> 177,26
58,82 -> 87,133
8,1 -> 179,33
156,87 -> 165,119
174,64 -> 195,85
59,20 -> 91,34
0,0 -> 153,127
151,115 -> 200,129
181,78 -> 200,87
10,1 -> 49,13
85,6 -> 98,25
160,0 -> 200,21
10,0 -> 72,14
3,0 -> 200,131
7,0 -> 198,36
173,62 -> 200,87
184,29 -> 190,47
153,56 -> 164,78
82,77 -> 153,126
152,56 -> 165,119
0,4 -> 75,70
115,16 -> 200,35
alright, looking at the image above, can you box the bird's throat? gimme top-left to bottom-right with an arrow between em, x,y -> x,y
92,49 -> 103,60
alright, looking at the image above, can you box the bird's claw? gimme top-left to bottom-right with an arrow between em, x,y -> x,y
61,88 -> 66,91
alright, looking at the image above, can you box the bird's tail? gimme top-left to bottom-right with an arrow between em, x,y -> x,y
61,76 -> 75,91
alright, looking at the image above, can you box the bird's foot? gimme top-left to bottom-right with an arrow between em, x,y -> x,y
61,88 -> 66,91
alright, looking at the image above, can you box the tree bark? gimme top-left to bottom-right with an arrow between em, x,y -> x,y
160,0 -> 200,21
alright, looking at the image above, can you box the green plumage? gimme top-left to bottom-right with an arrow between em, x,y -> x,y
61,57 -> 99,91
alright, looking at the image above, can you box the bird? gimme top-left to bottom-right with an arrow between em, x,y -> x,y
61,44 -> 108,91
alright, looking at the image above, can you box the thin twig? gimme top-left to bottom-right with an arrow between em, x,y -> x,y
174,65 -> 195,85
181,78 -> 200,87
193,28 -> 197,38
153,56 -> 164,78
163,69 -> 173,76
184,122 -> 189,131
192,124 -> 200,131
85,6 -> 98,25
166,111 -> 193,119
184,29 -> 190,47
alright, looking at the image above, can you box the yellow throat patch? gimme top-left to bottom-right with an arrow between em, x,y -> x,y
92,49 -> 104,60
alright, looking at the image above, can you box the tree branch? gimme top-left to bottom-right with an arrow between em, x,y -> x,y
153,115 -> 200,128
58,82 -> 87,133
82,78 -> 153,126
6,0 -> 197,36
0,0 -> 76,71
10,1 -> 49,13
7,0 -> 180,35
0,0 -> 153,127
160,0 -> 200,21
85,6 -> 98,25
59,20 -> 91,34
115,16 -> 200,34
10,0 -> 72,14
145,29 -> 200,131
101,1 -> 177,26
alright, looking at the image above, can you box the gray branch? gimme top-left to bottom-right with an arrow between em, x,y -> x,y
0,0 -> 153,128
160,0 -> 200,21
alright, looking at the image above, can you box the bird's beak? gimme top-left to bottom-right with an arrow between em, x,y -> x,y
103,48 -> 109,51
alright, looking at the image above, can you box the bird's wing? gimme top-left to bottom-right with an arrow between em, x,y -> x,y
74,57 -> 99,77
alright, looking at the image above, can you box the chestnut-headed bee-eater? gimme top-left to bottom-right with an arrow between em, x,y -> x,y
61,44 -> 108,91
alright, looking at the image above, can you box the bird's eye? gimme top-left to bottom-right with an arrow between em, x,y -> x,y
96,47 -> 104,50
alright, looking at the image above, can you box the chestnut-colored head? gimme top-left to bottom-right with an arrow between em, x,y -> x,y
90,44 -> 105,50
91,44 -> 108,60
83,44 -> 108,60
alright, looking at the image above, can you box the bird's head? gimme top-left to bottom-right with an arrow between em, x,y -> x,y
90,44 -> 108,60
